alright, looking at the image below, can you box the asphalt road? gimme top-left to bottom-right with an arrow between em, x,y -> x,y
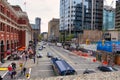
30,42 -> 101,79
49,45 -> 101,74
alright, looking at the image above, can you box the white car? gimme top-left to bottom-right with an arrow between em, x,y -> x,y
37,53 -> 43,58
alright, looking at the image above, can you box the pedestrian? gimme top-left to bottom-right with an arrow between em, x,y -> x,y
10,71 -> 13,79
11,62 -> 16,70
0,75 -> 3,80
33,56 -> 35,64
23,67 -> 26,76
12,70 -> 17,79
25,53 -> 28,61
8,65 -> 12,75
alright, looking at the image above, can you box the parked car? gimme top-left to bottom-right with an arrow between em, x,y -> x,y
37,53 -> 43,58
43,45 -> 46,48
83,69 -> 95,74
38,47 -> 43,50
47,52 -> 53,58
97,66 -> 118,72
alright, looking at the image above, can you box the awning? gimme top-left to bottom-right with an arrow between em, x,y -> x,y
21,46 -> 26,49
18,48 -> 24,51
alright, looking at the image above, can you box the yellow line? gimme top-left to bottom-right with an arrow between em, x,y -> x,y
50,47 -> 75,66
0,67 -> 8,71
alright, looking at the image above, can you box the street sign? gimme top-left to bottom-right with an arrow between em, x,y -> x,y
0,67 -> 8,71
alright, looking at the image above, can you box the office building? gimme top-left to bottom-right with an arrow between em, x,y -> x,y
60,0 -> 103,34
116,0 -> 120,29
31,17 -> 41,44
103,5 -> 115,31
35,17 -> 41,34
48,18 -> 59,41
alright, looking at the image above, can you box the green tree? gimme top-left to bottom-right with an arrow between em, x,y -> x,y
66,34 -> 74,41
38,34 -> 42,41
59,33 -> 64,42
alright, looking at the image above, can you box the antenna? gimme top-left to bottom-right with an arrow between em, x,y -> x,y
23,0 -> 27,12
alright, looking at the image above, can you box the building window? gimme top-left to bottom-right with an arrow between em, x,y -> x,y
0,23 -> 5,31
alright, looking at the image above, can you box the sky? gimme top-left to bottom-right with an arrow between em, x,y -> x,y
7,0 -> 115,33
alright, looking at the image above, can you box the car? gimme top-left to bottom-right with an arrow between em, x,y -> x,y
47,52 -> 53,58
43,45 -> 46,48
83,69 -> 95,74
97,66 -> 118,72
38,47 -> 43,50
37,53 -> 43,58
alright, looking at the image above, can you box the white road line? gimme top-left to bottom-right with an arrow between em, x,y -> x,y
50,47 -> 75,65
27,68 -> 31,79
38,70 -> 53,72
75,69 -> 95,71
2,71 -> 8,78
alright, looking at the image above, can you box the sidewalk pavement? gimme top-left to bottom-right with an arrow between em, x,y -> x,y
0,57 -> 36,78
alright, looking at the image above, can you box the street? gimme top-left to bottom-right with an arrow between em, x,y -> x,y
0,42 -> 120,80
30,42 -> 101,79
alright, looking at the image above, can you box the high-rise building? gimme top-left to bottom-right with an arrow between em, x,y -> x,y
103,5 -> 115,30
35,17 -> 41,34
115,0 -> 120,29
48,18 -> 59,41
60,0 -> 103,34
31,17 -> 41,44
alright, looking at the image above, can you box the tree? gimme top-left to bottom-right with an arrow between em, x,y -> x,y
59,33 -> 64,42
38,34 -> 42,41
66,34 -> 74,41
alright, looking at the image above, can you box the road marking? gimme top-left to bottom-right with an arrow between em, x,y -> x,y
38,70 -> 53,72
75,69 -> 95,71
2,71 -> 8,78
0,67 -> 8,71
50,47 -> 75,65
27,68 -> 31,79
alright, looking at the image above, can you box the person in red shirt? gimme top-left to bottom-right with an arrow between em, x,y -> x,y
8,65 -> 13,75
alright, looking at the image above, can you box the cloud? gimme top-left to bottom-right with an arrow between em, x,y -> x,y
8,0 -> 60,32
25,0 -> 60,32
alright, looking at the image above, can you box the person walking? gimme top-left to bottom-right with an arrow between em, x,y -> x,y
8,65 -> 13,76
10,71 -> 13,79
13,70 -> 17,79
21,67 -> 26,76
33,55 -> 35,64
25,55 -> 28,61
0,75 -> 3,80
11,62 -> 16,70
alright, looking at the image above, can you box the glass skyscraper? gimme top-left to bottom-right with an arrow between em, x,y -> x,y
35,17 -> 41,34
103,6 -> 115,30
60,0 -> 103,33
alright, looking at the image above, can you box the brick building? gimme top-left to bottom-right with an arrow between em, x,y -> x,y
48,18 -> 59,41
0,0 -> 32,61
